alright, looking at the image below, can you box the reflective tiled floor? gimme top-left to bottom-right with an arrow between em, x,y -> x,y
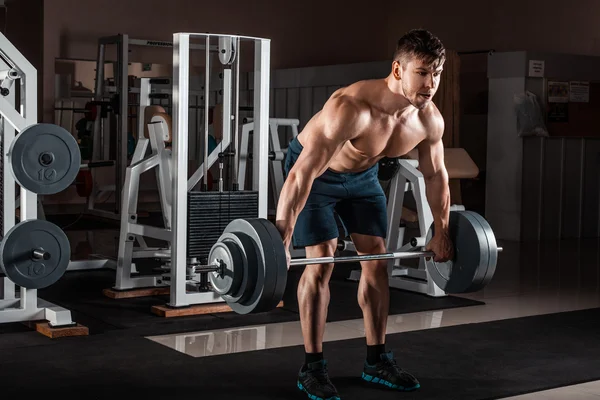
143,238 -> 600,399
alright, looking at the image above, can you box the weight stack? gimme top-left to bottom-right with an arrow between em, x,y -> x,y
187,191 -> 259,262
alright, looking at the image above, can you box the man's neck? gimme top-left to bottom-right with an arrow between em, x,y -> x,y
382,75 -> 414,117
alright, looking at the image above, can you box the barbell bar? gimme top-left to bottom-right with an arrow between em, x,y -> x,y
288,247 -> 502,267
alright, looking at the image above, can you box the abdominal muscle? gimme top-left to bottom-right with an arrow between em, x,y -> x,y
327,132 -> 422,173
327,141 -> 383,173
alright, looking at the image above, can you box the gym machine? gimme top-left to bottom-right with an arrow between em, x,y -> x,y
110,33 -> 271,310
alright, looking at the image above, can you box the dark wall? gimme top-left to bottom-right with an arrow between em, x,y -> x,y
5,0 -> 43,120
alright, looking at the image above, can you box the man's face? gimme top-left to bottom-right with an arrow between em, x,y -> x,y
395,57 -> 444,109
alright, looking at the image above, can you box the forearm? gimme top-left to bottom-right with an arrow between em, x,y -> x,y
275,172 -> 312,247
425,170 -> 451,233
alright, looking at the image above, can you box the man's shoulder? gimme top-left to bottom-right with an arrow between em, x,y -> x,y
417,103 -> 444,136
324,92 -> 371,119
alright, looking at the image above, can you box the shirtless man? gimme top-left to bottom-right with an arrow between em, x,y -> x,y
275,29 -> 453,399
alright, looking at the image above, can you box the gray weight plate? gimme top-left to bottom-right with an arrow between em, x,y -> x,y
223,220 -> 267,314
254,218 -> 288,311
9,123 -> 81,195
465,211 -> 498,290
425,211 -> 489,294
0,219 -> 71,289
207,238 -> 243,296
459,212 -> 490,292
219,232 -> 258,305
245,219 -> 280,313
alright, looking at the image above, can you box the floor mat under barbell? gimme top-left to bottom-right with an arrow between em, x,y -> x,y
30,266 -> 483,337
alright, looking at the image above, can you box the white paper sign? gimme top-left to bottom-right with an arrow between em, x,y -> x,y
569,81 -> 589,102
529,60 -> 545,77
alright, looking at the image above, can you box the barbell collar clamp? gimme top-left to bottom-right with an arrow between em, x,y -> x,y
32,248 -> 51,261
192,263 -> 223,275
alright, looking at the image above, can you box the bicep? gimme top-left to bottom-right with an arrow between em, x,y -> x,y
417,138 -> 445,179
417,116 -> 446,179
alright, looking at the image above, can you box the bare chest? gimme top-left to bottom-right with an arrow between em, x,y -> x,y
347,118 -> 426,159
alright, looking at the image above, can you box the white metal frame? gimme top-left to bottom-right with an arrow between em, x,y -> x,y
237,117 -> 299,214
348,160 -> 447,297
170,32 -> 270,308
89,34 -> 220,221
0,32 -> 75,326
113,112 -> 172,290
113,76 -> 179,291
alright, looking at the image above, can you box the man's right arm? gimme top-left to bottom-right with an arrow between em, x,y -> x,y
275,98 -> 364,249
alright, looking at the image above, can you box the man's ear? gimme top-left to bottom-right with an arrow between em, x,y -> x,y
392,60 -> 402,80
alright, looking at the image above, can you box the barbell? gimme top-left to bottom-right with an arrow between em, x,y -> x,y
198,210 -> 501,315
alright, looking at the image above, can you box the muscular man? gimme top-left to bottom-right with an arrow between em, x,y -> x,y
275,29 -> 454,399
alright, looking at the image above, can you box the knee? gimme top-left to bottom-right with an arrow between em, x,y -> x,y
362,259 -> 389,276
299,264 -> 333,291
360,245 -> 389,280
299,241 -> 337,290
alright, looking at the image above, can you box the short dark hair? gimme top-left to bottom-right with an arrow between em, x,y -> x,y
393,29 -> 445,68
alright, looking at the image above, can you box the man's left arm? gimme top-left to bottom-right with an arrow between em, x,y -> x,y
416,116 -> 453,261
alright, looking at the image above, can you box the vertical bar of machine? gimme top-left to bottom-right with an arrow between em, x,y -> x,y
203,36 -> 210,190
20,44 -> 38,310
232,37 -> 241,190
253,39 -> 270,218
170,33 -> 191,307
117,35 -> 129,215
221,68 -> 232,192
138,78 -> 151,140
2,84 -> 15,300
21,46 -> 37,220
92,42 -> 105,162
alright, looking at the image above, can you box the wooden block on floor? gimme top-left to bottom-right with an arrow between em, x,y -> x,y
23,321 -> 89,339
103,286 -> 170,299
151,301 -> 285,318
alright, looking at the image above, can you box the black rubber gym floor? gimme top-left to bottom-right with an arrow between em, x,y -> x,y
1,305 -> 599,399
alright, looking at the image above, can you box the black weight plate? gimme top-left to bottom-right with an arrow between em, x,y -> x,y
223,220 -> 266,314
465,211 -> 498,290
9,123 -> 81,195
254,218 -> 288,311
0,219 -> 71,289
245,219 -> 280,314
425,211 -> 488,294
